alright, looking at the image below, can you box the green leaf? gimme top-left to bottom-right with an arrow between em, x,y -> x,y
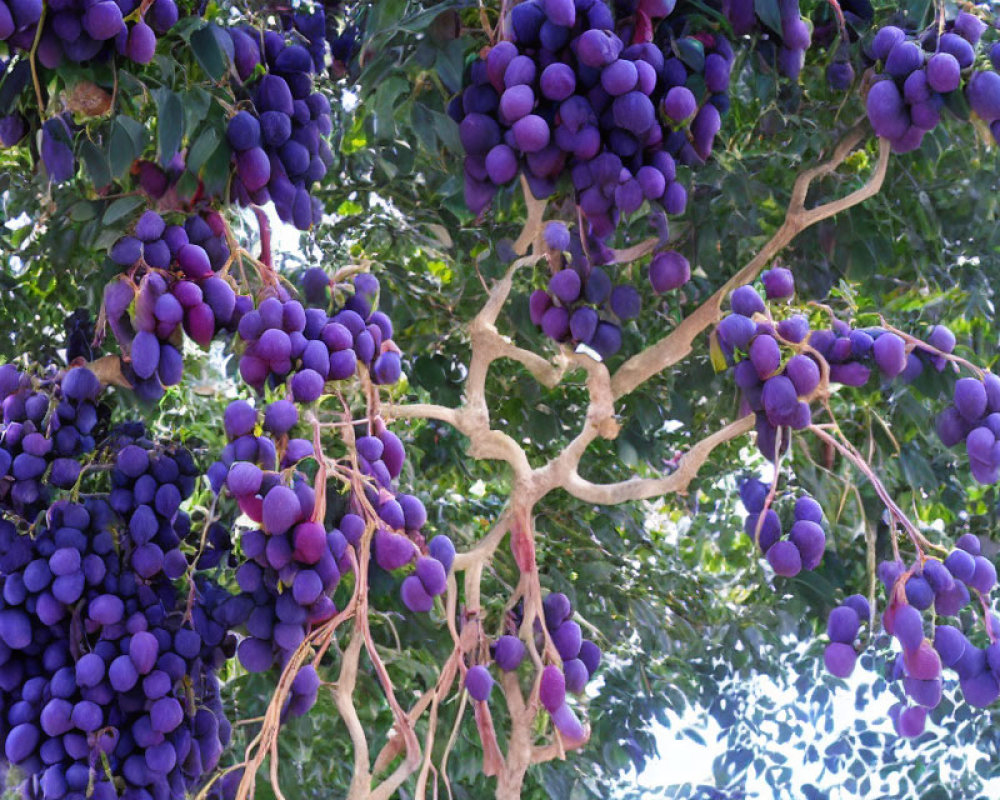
154,89 -> 184,166
187,127 -> 220,174
79,140 -> 111,188
108,122 -> 136,179
754,0 -> 783,35
677,37 -> 705,73
102,196 -> 144,226
191,23 -> 229,80
117,116 -> 148,154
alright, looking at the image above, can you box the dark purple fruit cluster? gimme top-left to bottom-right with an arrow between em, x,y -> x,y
865,13 -> 999,152
237,272 -> 401,399
280,5 -> 327,76
350,412 -> 453,615
207,399 -> 333,717
104,210 -> 250,401
472,592 -> 601,741
823,594 -> 870,678
528,221 -> 690,359
0,410 -> 245,800
935,372 -> 1000,485
719,270 -> 932,461
723,0 -> 811,78
0,0 -> 179,67
453,0 -> 725,240
738,478 -> 826,577
883,535 -> 999,735
0,365 -> 103,520
214,268 -> 443,717
225,27 -> 334,230
107,432 -> 205,587
650,29 -> 734,168
824,535 -> 998,738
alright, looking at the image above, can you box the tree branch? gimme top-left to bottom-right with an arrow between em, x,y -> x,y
562,414 -> 756,504
609,131 -> 891,401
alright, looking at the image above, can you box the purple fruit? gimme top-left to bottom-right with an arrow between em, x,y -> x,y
83,1 -> 123,40
648,251 -> 689,292
766,540 -> 801,577
465,665 -> 493,701
400,575 -> 433,612
126,21 -> 157,63
824,642 -> 857,677
873,332 -> 906,377
892,604 -> 924,652
866,79 -> 909,140
761,268 -> 794,300
539,665 -> 565,712
955,378 -> 988,422
967,70 -> 1000,123
493,635 -> 526,671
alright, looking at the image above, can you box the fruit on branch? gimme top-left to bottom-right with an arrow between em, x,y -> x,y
831,535 -> 1000,737
864,12 -> 1000,152
454,0 -> 738,238
721,272 -> 959,462
0,361 -> 242,798
936,372 -> 1000,484
529,221 -> 689,359
0,0 -> 180,68
105,211 -> 245,400
465,665 -> 494,701
224,24 -> 335,231
739,480 -> 826,576
0,365 -> 105,520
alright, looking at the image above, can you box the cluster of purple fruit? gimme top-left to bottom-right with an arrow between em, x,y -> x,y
0,365 -> 103,520
724,0 -> 811,78
465,591 -> 601,742
738,478 -> 827,577
0,0 -> 179,67
865,13 -> 1000,152
0,368 -> 245,798
206,398 -> 331,717
822,593 -> 870,679
825,534 -> 999,738
719,269 -> 945,461
454,0 -> 712,240
528,221 -> 690,358
280,5 -> 327,76
935,372 -> 1000,485
104,210 -> 250,402
213,269 -> 451,714
225,25 -> 335,231
237,271 -> 401,399
649,29 -> 734,167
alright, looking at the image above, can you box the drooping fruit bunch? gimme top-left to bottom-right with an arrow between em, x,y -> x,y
935,372 -> 1000,485
718,269 -> 956,461
454,0 -> 738,239
466,591 -> 602,743
824,534 -> 999,739
0,0 -> 180,67
103,210 -> 250,401
0,365 -> 104,520
528,221 -> 690,359
865,11 -> 1000,151
225,25 -> 335,230
738,478 -> 827,577
0,369 -> 246,799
